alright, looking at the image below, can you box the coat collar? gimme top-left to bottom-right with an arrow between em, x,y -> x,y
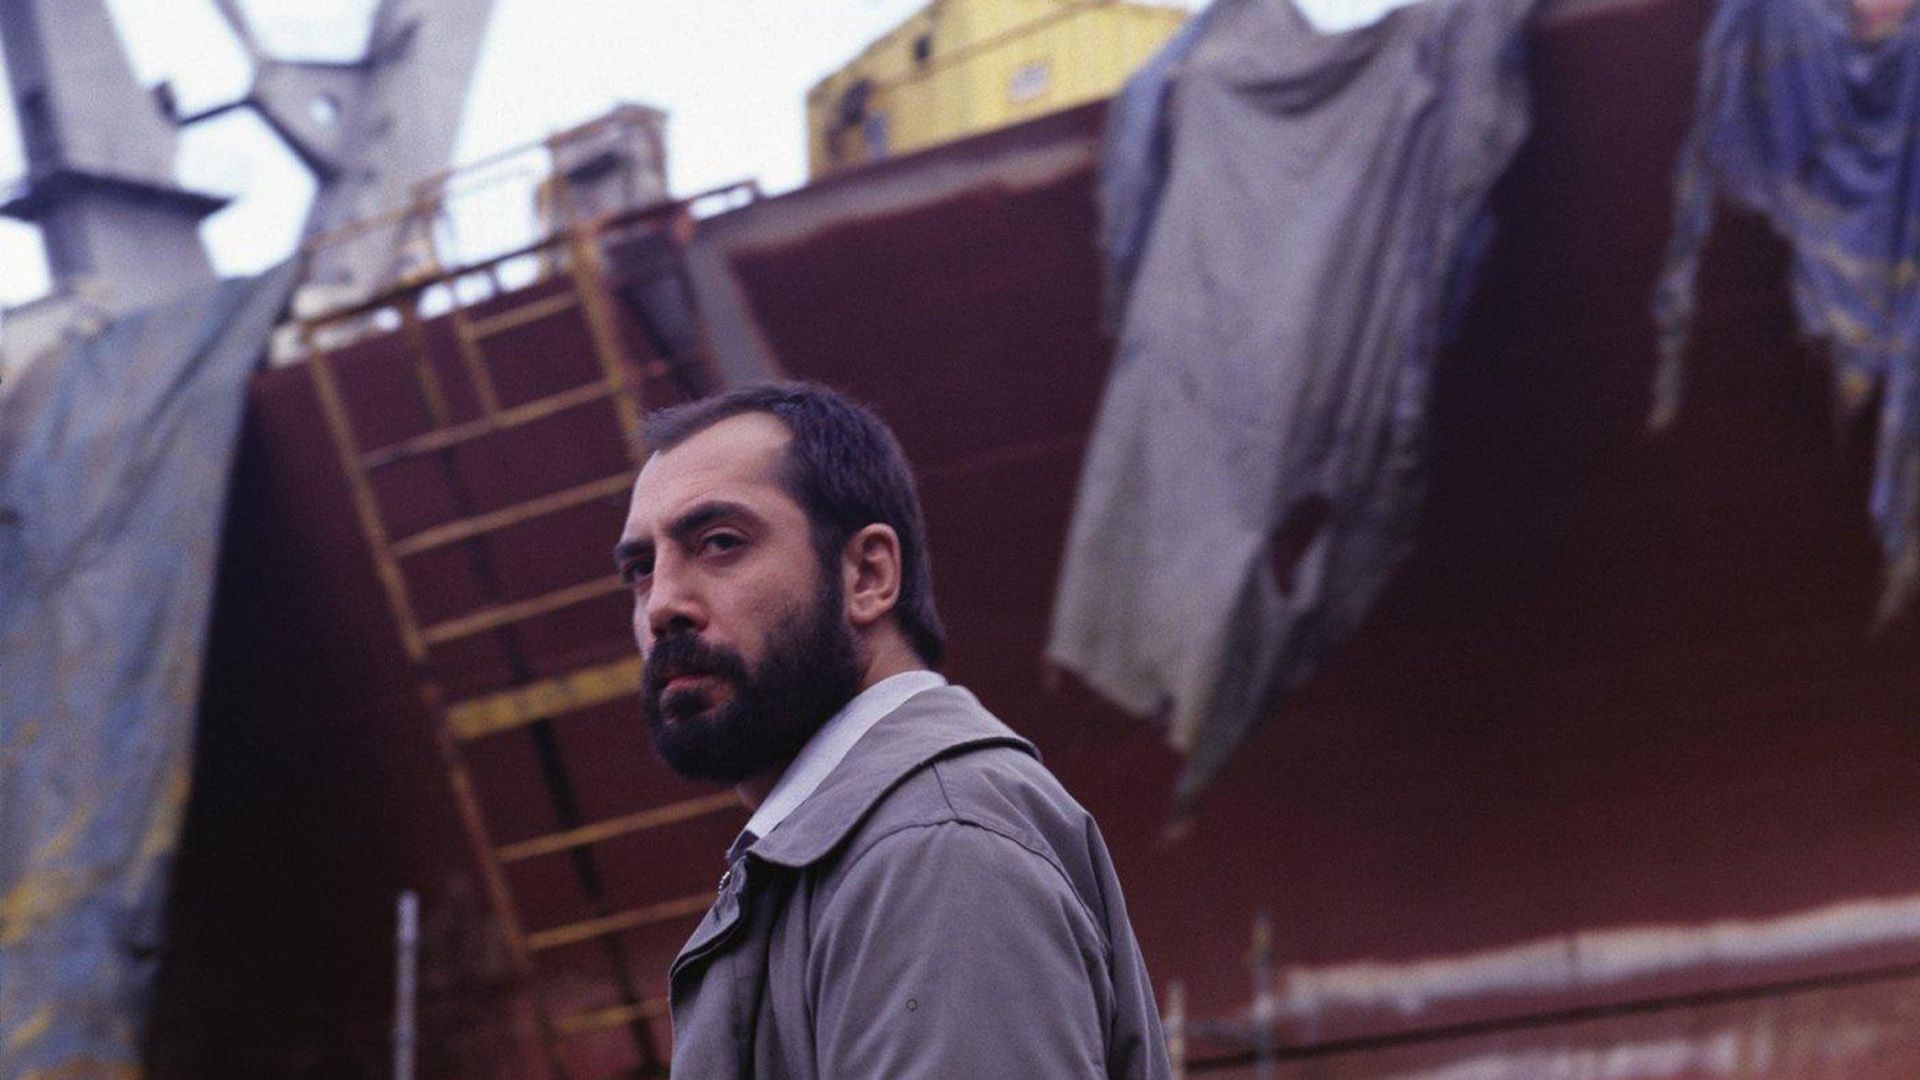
746,683 -> 1036,870
671,684 -> 1035,981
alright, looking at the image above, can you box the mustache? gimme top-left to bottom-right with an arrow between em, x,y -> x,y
642,633 -> 750,695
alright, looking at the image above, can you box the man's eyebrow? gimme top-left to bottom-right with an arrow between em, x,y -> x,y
613,537 -> 651,569
614,500 -> 763,569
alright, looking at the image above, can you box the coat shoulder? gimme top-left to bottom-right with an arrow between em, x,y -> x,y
841,737 -> 1093,856
827,733 -> 1116,935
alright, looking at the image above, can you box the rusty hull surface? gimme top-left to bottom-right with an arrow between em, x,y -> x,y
154,0 -> 1920,1075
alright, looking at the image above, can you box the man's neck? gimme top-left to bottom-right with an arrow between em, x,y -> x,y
858,628 -> 925,696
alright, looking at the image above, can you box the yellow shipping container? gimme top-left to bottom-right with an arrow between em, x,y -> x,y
807,0 -> 1188,178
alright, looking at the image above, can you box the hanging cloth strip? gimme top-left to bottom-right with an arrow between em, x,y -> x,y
1049,0 -> 1537,818
1096,0 -> 1224,332
1653,0 -> 1920,624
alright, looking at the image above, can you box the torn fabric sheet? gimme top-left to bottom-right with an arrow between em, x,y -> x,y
0,263 -> 296,1075
1049,0 -> 1536,816
1097,0 -> 1223,329
1652,0 -> 1920,624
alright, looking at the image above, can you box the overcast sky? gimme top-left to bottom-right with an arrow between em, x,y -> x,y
0,0 -> 1400,309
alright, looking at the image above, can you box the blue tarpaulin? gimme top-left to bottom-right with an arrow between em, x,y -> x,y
1655,0 -> 1920,624
0,263 -> 295,1077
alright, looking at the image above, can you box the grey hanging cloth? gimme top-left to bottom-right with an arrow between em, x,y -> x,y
0,262 -> 296,1076
1652,0 -> 1920,625
1097,0 -> 1225,330
1048,0 -> 1537,818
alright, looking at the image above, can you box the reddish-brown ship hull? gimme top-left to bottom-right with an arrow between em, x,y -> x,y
152,0 -> 1920,1074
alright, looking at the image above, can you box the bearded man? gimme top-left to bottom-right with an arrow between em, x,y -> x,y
614,382 -> 1170,1078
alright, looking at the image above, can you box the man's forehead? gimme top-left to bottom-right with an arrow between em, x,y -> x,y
630,412 -> 792,518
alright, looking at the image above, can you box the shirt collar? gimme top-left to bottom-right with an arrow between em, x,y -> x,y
733,669 -> 948,855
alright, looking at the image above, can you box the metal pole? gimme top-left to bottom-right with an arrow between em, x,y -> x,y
394,890 -> 420,1080
1249,910 -> 1276,1080
1165,980 -> 1187,1080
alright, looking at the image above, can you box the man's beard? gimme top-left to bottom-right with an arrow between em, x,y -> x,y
640,573 -> 865,785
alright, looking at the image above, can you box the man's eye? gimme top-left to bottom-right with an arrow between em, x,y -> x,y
700,532 -> 744,556
621,558 -> 653,585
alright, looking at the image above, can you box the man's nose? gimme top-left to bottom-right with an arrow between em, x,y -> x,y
644,557 -> 705,641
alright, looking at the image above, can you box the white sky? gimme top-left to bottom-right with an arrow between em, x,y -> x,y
0,0 -> 1402,309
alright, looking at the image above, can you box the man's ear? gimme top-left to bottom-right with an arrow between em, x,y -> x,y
842,523 -> 903,629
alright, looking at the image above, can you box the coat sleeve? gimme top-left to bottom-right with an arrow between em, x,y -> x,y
807,820 -> 1114,1079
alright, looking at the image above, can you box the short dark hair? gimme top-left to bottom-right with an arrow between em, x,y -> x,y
641,382 -> 946,667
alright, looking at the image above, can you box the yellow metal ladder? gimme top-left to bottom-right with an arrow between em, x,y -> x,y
298,187 -> 753,1077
